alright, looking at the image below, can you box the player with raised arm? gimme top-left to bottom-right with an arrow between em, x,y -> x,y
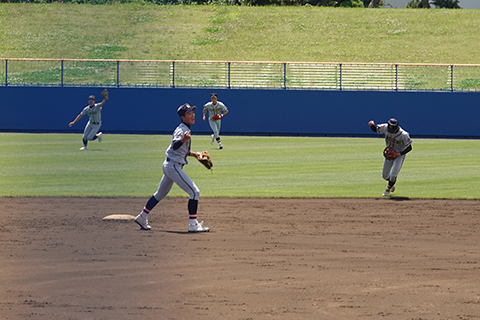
135,103 -> 210,232
202,93 -> 228,150
69,89 -> 108,150
368,118 -> 413,197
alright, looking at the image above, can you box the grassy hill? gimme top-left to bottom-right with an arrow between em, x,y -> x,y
1,3 -> 479,64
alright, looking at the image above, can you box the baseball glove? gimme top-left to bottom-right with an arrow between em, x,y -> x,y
101,89 -> 109,100
383,146 -> 399,160
212,114 -> 223,120
195,151 -> 213,170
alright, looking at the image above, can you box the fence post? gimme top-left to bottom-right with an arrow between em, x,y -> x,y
450,65 -> 454,92
61,60 -> 64,87
172,61 -> 175,88
283,63 -> 287,89
339,63 -> 342,91
395,64 -> 398,91
117,61 -> 120,88
228,62 -> 231,89
4,59 -> 7,86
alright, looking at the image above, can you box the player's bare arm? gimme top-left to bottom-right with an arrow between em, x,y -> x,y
202,108 -> 207,121
69,114 -> 83,127
98,99 -> 107,108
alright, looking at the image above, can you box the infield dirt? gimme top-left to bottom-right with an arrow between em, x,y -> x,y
1,197 -> 479,320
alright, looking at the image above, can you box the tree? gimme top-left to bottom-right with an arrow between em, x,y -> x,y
431,0 -> 461,8
337,0 -> 364,7
367,0 -> 382,8
406,0 -> 430,8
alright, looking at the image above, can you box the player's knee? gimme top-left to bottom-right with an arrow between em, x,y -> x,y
189,188 -> 200,201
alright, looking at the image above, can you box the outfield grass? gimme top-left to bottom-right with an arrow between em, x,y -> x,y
1,4 -> 480,64
1,133 -> 478,199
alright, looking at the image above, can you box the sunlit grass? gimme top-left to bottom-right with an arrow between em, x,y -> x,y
1,4 -> 480,64
0,133 -> 478,199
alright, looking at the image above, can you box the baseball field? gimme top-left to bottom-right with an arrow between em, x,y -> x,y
1,132 -> 479,319
2,3 -> 480,320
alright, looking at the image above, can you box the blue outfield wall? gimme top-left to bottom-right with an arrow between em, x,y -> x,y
0,86 -> 479,138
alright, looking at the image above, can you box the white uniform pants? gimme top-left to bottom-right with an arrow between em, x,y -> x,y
153,160 -> 200,201
382,154 -> 405,181
208,118 -> 222,139
83,121 -> 101,141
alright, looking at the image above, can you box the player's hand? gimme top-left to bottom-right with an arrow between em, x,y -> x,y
69,122 -> 74,127
181,131 -> 191,142
368,120 -> 375,127
202,115 -> 206,121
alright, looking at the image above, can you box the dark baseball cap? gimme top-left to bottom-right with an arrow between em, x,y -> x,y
211,93 -> 218,98
387,118 -> 399,133
88,95 -> 95,100
177,103 -> 197,117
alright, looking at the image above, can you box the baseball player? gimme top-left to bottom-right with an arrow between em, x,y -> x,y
135,103 -> 210,232
202,93 -> 228,149
69,89 -> 108,150
368,118 -> 413,197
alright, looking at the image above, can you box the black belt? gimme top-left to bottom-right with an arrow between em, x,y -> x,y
91,122 -> 100,125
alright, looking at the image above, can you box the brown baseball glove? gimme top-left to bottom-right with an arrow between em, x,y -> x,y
383,146 -> 399,160
195,151 -> 213,170
101,89 -> 109,100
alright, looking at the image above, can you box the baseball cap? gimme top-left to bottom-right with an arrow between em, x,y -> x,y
387,118 -> 399,133
88,95 -> 95,100
177,103 -> 197,117
211,93 -> 218,98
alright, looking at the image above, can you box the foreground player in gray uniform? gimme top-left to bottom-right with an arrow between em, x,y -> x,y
203,93 -> 228,149
69,90 -> 108,150
135,103 -> 210,232
369,118 -> 413,197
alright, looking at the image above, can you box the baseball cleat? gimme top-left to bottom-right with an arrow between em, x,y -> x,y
97,132 -> 103,142
134,213 -> 151,230
79,146 -> 88,150
382,185 -> 395,197
219,142 -> 223,150
188,221 -> 210,233
211,134 -> 214,145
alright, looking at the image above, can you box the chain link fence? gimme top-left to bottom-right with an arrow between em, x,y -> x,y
2,58 -> 480,91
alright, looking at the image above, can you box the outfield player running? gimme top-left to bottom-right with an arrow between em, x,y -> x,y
69,89 -> 108,150
135,103 -> 210,232
368,118 -> 413,197
202,93 -> 228,149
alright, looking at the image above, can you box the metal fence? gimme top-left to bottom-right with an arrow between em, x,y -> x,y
2,58 -> 480,91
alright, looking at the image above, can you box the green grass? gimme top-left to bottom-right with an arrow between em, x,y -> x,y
0,133 -> 478,199
1,4 -> 480,64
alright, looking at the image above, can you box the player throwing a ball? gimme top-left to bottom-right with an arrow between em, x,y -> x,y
203,93 -> 228,149
69,89 -> 108,150
135,103 -> 210,232
369,118 -> 413,197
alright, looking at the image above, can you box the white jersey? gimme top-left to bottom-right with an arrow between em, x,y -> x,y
377,124 -> 412,153
203,101 -> 227,119
165,122 -> 191,165
81,103 -> 102,124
